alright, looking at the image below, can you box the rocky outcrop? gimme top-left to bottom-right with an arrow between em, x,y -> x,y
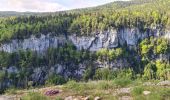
0,28 -> 168,52
164,30 -> 170,39
0,35 -> 66,53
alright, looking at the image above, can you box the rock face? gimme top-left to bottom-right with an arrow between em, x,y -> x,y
0,35 -> 66,53
0,28 -> 167,53
0,27 -> 169,91
164,30 -> 170,39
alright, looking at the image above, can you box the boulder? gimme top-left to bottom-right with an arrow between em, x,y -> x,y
94,96 -> 101,100
143,91 -> 151,95
143,82 -> 155,86
157,81 -> 170,86
65,96 -> 73,100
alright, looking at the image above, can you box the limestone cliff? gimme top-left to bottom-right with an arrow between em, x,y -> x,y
0,28 -> 168,53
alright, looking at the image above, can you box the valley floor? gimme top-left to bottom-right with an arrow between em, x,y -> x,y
1,80 -> 170,100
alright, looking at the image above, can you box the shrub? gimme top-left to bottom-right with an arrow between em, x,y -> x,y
132,86 -> 144,96
0,71 -> 5,81
46,74 -> 67,85
94,68 -> 117,80
83,66 -> 95,81
116,68 -> 134,79
143,62 -> 157,80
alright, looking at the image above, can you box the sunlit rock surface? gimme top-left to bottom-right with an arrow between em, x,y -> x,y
0,28 -> 168,52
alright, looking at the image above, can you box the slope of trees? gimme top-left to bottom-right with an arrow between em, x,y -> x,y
0,0 -> 170,92
0,0 -> 170,41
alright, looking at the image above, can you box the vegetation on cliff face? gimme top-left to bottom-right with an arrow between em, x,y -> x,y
0,0 -> 170,95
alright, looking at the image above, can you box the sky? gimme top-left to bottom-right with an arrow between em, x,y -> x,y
0,0 -> 129,12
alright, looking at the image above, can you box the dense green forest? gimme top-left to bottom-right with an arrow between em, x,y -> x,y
0,0 -> 170,93
0,0 -> 170,42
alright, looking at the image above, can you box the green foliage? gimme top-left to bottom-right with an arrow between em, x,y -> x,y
83,66 -> 95,81
0,0 -> 169,42
64,80 -> 86,91
5,87 -> 18,95
46,74 -> 66,85
0,0 -> 170,92
0,71 -> 5,81
132,85 -> 170,100
114,78 -> 132,87
132,86 -> 144,96
64,80 -> 116,93
116,68 -> 134,79
140,38 -> 170,57
55,97 -> 63,100
94,68 -> 134,81
140,38 -> 154,57
96,48 -> 124,62
143,62 -> 157,80
94,68 -> 117,80
155,60 -> 170,80
154,38 -> 169,54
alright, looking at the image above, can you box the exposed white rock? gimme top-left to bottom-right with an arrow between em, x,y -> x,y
69,35 -> 95,50
117,88 -> 131,94
157,80 -> 170,86
89,29 -> 118,51
118,28 -> 143,46
0,34 -> 66,53
96,59 -> 130,69
164,31 -> 170,39
143,91 -> 151,95
0,28 -> 167,53
143,82 -> 155,86
94,96 -> 101,100
65,96 -> 73,100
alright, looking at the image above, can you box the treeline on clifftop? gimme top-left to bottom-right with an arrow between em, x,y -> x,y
0,0 -> 170,42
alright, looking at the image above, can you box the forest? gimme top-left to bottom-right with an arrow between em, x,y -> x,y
0,0 -> 170,95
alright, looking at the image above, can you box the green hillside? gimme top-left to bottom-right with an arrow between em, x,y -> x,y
0,0 -> 170,97
0,0 -> 170,42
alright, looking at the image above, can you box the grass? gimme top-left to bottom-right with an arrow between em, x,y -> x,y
64,80 -> 116,91
5,87 -> 20,95
3,79 -> 170,100
132,86 -> 170,100
113,78 -> 132,87
21,92 -> 49,100
63,80 -> 117,99
132,86 -> 144,96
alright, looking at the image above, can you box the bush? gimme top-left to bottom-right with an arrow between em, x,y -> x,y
46,74 -> 66,85
116,68 -> 134,79
83,66 -> 95,81
0,71 -> 5,81
132,86 -> 144,96
94,68 -> 117,80
21,92 -> 49,100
